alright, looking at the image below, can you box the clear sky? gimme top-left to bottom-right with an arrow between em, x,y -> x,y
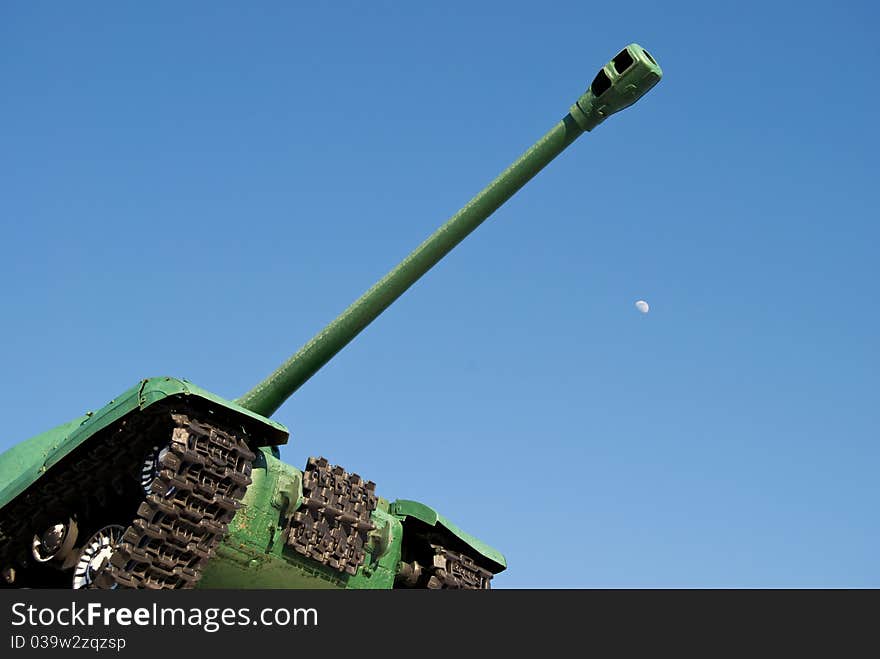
2,1 -> 877,587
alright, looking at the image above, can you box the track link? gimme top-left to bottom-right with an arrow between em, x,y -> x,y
426,544 -> 493,589
102,415 -> 254,589
286,456 -> 377,576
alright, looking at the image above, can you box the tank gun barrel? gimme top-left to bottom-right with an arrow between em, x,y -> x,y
238,44 -> 662,418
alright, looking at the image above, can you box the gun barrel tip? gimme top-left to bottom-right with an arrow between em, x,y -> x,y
629,43 -> 662,76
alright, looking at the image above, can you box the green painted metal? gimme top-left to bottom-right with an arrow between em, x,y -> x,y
0,377 -> 288,510
236,42 -> 662,418
136,377 -> 289,445
0,415 -> 90,511
390,500 -> 507,573
0,44 -> 662,589
569,43 -> 662,131
198,448 -> 403,589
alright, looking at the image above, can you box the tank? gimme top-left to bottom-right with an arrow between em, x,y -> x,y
0,44 -> 662,590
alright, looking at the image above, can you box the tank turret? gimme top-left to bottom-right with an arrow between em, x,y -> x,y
0,44 -> 661,589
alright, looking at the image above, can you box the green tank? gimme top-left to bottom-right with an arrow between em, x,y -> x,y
0,44 -> 662,590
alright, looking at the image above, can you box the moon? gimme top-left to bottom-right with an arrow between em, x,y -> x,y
635,300 -> 650,314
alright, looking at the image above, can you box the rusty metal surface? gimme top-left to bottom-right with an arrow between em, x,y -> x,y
104,415 -> 254,589
286,457 -> 376,576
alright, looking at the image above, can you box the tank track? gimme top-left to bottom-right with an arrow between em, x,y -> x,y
0,410 -> 166,580
0,409 -> 254,589
426,544 -> 493,589
286,456 -> 377,576
103,414 -> 254,589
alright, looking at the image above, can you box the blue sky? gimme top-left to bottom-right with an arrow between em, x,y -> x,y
1,1 -> 877,587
